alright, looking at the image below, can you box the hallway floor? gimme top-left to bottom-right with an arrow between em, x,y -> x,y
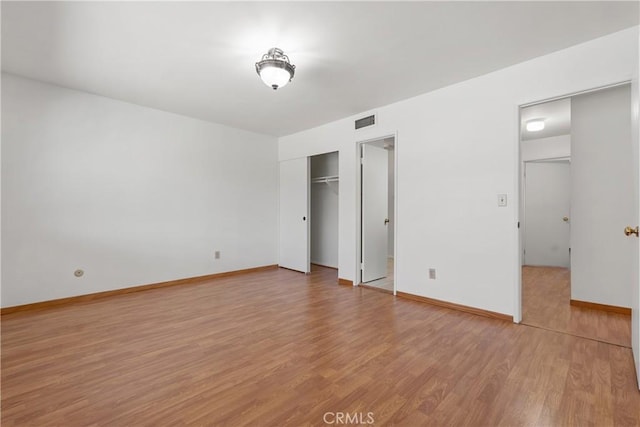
522,266 -> 631,347
360,257 -> 394,293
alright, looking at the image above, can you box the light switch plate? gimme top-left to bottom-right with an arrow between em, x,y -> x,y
498,194 -> 507,207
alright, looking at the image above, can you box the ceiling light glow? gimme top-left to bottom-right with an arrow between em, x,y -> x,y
526,120 -> 545,132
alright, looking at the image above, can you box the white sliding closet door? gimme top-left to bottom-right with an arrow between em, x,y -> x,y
279,157 -> 310,273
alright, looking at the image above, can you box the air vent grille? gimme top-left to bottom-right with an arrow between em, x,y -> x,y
355,115 -> 376,130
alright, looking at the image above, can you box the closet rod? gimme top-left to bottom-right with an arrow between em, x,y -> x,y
311,175 -> 339,184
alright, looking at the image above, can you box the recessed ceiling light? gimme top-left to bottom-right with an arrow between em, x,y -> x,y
255,48 -> 296,90
526,120 -> 545,132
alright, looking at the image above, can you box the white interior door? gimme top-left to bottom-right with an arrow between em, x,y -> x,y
279,157 -> 310,273
631,76 -> 640,388
571,85 -> 634,309
361,144 -> 388,283
524,161 -> 571,267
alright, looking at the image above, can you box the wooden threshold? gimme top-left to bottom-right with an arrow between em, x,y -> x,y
570,299 -> 631,315
396,291 -> 513,322
1,265 -> 278,315
338,278 -> 353,286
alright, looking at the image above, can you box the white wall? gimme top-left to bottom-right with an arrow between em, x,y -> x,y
310,152 -> 339,268
571,84 -> 633,308
388,148 -> 395,258
279,27 -> 638,316
521,135 -> 570,161
1,73 -> 278,307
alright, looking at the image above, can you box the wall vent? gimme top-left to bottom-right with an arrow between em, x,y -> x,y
355,114 -> 376,130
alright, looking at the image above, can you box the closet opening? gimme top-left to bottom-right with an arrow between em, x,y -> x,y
310,152 -> 339,276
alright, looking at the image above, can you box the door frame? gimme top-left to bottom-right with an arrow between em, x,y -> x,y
515,80 -> 633,323
355,132 -> 398,295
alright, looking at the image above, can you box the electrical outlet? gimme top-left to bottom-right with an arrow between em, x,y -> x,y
429,268 -> 436,279
214,251 -> 220,259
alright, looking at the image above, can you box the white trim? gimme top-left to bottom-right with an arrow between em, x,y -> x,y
393,131 -> 398,296
514,105 -> 523,323
520,81 -> 631,108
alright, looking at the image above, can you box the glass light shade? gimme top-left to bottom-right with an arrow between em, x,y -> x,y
259,66 -> 292,90
526,120 -> 545,132
255,48 -> 295,90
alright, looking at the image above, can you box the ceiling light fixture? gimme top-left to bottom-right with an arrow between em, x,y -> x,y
255,47 -> 296,90
526,119 -> 545,132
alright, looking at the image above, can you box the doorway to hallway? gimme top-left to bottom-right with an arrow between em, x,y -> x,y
519,84 -> 634,348
358,136 -> 396,294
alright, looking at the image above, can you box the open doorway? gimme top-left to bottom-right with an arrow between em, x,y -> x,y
358,137 -> 395,294
519,84 -> 633,347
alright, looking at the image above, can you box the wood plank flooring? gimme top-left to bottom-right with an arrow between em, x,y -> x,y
522,266 -> 631,347
2,265 -> 639,426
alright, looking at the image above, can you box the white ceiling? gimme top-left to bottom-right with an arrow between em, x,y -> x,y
2,2 -> 638,137
521,97 -> 571,141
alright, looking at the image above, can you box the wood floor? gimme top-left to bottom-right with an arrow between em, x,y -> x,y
522,266 -> 631,347
2,266 -> 639,426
